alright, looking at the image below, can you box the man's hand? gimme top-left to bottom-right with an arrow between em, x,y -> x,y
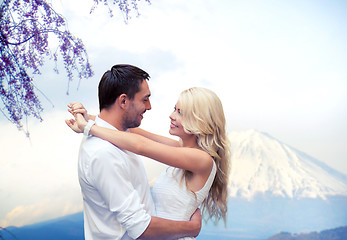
190,208 -> 202,237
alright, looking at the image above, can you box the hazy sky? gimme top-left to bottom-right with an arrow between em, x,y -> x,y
1,0 -> 346,227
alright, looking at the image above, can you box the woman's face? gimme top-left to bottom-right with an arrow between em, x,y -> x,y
169,101 -> 186,137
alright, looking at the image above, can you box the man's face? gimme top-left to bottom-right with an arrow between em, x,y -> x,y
123,80 -> 151,129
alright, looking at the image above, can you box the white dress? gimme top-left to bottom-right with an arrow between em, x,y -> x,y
151,161 -> 216,240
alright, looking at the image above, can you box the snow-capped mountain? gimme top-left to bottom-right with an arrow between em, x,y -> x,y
228,129 -> 347,199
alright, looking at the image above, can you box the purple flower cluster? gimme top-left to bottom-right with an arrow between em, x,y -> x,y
0,0 -> 94,133
91,0 -> 151,23
0,0 -> 150,134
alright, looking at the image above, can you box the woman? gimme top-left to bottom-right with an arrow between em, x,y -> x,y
68,87 -> 230,235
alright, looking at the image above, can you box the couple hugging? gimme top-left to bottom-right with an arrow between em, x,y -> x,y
65,64 -> 230,240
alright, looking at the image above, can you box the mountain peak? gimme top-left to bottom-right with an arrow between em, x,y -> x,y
228,130 -> 347,200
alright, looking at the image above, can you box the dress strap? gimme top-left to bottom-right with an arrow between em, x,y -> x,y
196,160 -> 216,195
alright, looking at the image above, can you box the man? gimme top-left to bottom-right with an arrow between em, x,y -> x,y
66,64 -> 201,239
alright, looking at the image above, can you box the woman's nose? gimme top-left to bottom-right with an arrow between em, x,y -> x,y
169,112 -> 175,120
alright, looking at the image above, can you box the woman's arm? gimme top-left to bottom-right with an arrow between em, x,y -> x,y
68,102 -> 175,146
66,105 -> 212,174
130,128 -> 180,147
89,124 -> 212,174
88,114 -> 96,121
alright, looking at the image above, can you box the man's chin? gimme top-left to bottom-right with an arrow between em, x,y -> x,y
128,121 -> 141,129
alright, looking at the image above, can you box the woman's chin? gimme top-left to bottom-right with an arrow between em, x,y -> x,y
169,129 -> 177,136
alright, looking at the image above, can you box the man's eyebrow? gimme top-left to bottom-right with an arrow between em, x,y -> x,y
144,94 -> 151,98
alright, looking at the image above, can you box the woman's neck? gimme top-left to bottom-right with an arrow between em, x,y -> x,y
181,135 -> 199,149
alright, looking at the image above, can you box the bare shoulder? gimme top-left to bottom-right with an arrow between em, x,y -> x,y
192,148 -> 214,173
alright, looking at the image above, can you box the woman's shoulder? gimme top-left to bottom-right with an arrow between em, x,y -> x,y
196,148 -> 214,170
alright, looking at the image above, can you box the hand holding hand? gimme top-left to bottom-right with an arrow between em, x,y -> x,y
65,102 -> 89,134
68,102 -> 88,121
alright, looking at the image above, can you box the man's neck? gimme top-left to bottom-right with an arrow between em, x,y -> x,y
99,109 -> 126,131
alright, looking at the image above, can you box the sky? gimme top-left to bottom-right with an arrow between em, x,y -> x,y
0,0 -> 346,227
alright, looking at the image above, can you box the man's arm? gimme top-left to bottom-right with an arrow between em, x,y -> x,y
87,138 -> 201,240
138,209 -> 202,240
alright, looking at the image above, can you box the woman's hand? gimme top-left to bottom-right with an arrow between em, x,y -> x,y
65,102 -> 89,134
68,102 -> 88,121
65,118 -> 82,133
65,113 -> 88,134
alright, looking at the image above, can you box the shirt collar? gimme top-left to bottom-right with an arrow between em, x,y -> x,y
95,115 -> 118,131
95,116 -> 130,132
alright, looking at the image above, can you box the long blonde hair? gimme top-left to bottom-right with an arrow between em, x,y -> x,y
178,87 -> 230,223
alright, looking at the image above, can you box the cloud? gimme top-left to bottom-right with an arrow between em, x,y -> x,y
0,110 -> 83,227
0,197 -> 82,227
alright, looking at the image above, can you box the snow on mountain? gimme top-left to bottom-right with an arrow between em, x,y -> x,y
228,129 -> 347,200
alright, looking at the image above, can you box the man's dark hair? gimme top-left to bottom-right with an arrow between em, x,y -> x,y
98,64 -> 150,111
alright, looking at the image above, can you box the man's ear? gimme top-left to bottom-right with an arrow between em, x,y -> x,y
118,94 -> 129,109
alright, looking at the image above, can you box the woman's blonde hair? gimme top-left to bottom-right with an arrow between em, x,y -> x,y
178,87 -> 230,223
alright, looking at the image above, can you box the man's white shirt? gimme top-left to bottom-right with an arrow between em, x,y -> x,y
78,116 -> 155,239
